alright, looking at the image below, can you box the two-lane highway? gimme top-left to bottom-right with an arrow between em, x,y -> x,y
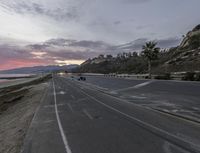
82,76 -> 200,123
21,75 -> 200,153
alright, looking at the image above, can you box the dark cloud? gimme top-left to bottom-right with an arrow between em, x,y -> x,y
70,40 -> 111,49
116,37 -> 181,51
28,44 -> 49,50
114,21 -> 121,25
44,39 -> 76,46
116,38 -> 148,51
156,37 -> 182,48
29,39 -> 112,51
0,44 -> 33,65
46,50 -> 98,60
4,1 -> 79,21
122,0 -> 151,4
25,38 -> 115,61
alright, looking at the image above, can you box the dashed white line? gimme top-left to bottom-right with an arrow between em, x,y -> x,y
114,81 -> 153,92
83,109 -> 93,120
52,78 -> 72,153
59,91 -> 66,95
70,95 -> 75,99
132,81 -> 153,89
67,103 -> 74,113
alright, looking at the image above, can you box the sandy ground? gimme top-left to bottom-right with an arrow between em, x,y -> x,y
0,80 -> 49,153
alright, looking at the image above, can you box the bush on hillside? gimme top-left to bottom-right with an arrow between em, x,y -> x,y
195,72 -> 200,81
155,73 -> 171,80
188,34 -> 200,49
182,72 -> 195,81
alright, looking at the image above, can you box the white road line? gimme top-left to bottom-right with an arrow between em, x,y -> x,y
67,103 -> 74,113
114,81 -> 153,92
52,78 -> 72,153
131,95 -> 147,99
58,91 -> 66,95
83,109 -> 93,120
133,81 -> 153,89
71,95 -> 75,99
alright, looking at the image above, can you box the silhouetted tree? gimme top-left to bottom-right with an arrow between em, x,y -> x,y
106,54 -> 113,59
98,54 -> 104,59
142,41 -> 160,78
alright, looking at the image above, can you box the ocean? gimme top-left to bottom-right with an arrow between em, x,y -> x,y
0,74 -> 32,83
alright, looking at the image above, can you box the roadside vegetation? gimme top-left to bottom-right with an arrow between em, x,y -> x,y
77,24 -> 200,81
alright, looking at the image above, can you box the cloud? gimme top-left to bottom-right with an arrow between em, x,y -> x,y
0,44 -> 47,70
1,0 -> 199,45
0,36 -> 182,70
122,0 -> 151,4
0,45 -> 31,61
116,37 -> 181,51
0,1 -> 80,21
116,38 -> 148,51
26,39 -> 116,66
28,38 -> 113,53
28,44 -> 49,50
156,37 -> 182,48
113,21 -> 121,25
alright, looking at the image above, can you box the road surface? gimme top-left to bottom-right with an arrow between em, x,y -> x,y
21,75 -> 200,153
83,76 -> 200,122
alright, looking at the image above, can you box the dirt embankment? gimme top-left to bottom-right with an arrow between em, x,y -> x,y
0,75 -> 51,153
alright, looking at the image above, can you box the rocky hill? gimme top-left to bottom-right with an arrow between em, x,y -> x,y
179,24 -> 200,49
161,24 -> 200,72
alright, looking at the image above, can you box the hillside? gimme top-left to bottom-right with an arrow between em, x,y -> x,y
79,24 -> 200,74
160,24 -> 200,72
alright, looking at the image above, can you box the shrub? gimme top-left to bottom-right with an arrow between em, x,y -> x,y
195,72 -> 200,81
188,34 -> 200,49
155,73 -> 171,80
182,72 -> 195,81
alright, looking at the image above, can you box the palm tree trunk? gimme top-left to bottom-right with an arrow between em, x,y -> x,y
148,60 -> 151,79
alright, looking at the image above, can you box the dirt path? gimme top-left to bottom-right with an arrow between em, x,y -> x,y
0,81 -> 49,153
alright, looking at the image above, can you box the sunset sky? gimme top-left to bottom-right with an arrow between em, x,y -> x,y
0,0 -> 200,70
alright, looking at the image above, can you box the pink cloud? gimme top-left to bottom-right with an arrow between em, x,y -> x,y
0,59 -> 48,71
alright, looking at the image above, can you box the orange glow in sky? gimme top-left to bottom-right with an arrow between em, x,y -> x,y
0,59 -> 47,71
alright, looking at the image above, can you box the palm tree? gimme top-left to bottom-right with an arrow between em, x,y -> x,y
142,41 -> 160,79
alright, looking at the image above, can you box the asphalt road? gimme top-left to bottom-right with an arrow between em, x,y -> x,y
21,75 -> 200,153
83,76 -> 200,122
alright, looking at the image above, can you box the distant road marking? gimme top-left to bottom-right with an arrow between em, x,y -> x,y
52,78 -> 72,153
131,95 -> 147,99
115,81 -> 153,92
59,91 -> 66,95
71,95 -> 75,99
83,109 -> 93,120
132,81 -> 153,89
67,103 -> 74,113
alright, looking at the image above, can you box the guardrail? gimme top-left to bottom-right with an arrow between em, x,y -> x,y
82,73 -> 186,80
81,72 -> 200,81
83,73 -> 151,79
